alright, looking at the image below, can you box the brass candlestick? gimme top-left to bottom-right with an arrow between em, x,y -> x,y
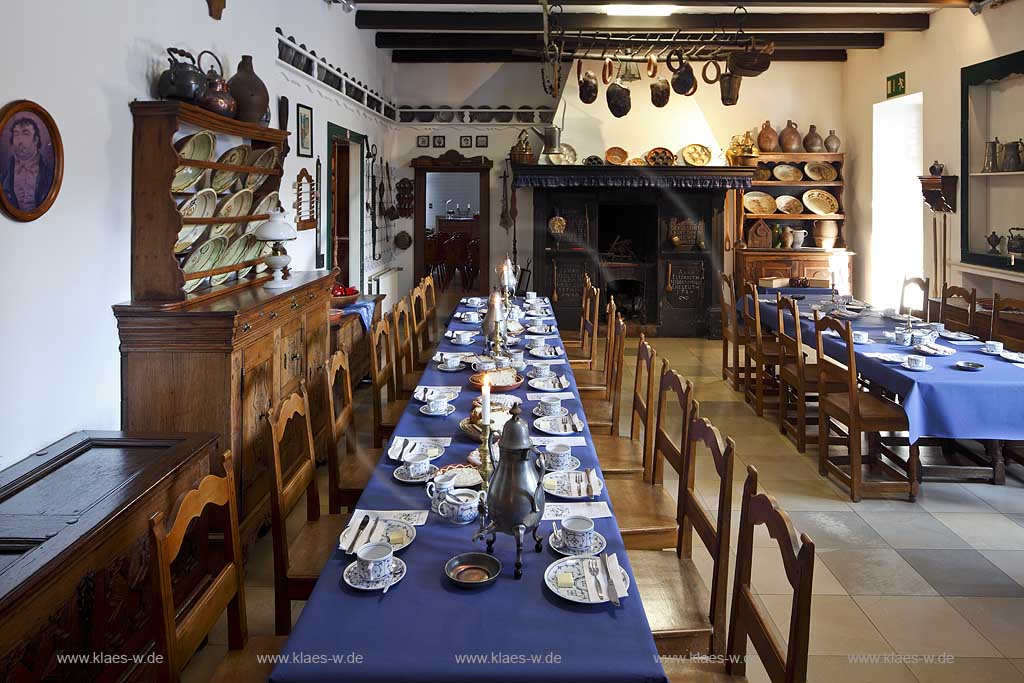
477,420 -> 493,534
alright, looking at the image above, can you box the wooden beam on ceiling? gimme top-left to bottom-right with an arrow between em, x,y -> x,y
356,11 -> 929,33
391,49 -> 849,63
362,0 -> 964,6
375,32 -> 884,50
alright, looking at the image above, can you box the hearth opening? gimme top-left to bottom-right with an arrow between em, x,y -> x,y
607,278 -> 646,322
598,203 -> 658,261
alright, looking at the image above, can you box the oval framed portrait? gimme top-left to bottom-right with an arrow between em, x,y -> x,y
0,100 -> 64,222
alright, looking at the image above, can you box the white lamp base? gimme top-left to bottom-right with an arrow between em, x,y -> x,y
264,252 -> 292,289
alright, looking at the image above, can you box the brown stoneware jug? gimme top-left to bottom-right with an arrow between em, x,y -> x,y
779,120 -> 802,153
228,55 -> 270,124
757,120 -> 780,152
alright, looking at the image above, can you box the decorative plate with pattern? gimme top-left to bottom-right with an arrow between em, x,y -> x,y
802,189 -> 839,216
245,191 -> 279,235
543,556 -> 630,605
680,143 -> 712,166
775,195 -> 804,215
236,233 -> 266,279
742,191 -> 777,215
772,164 -> 803,183
244,147 -> 279,192
804,161 -> 838,182
211,144 -> 251,194
210,234 -> 256,286
172,130 -> 216,192
182,236 -> 227,293
209,189 -> 253,240
175,188 -> 218,253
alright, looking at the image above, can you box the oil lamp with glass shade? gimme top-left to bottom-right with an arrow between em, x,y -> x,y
254,208 -> 298,289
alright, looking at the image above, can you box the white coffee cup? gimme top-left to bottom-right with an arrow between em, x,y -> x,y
354,542 -> 393,583
463,312 -> 481,323
535,363 -> 553,377
544,443 -> 572,469
985,340 -> 1004,354
930,322 -> 946,333
443,354 -> 463,369
852,330 -> 870,344
453,330 -> 474,344
404,452 -> 433,477
509,349 -> 525,364
526,291 -> 538,301
427,397 -> 450,415
475,359 -> 496,372
437,489 -> 484,525
526,338 -> 545,349
883,307 -> 897,317
539,396 -> 563,416
896,330 -> 913,346
556,515 -> 595,552
906,354 -> 927,369
494,356 -> 511,369
425,470 -> 459,512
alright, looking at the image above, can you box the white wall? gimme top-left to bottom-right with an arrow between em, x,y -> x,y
0,0 -> 393,469
842,3 -> 1024,301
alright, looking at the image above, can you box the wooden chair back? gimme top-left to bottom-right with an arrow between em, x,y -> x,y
598,296 -> 619,380
899,276 -> 931,322
267,388 -> 322,582
629,333 -> 658,476
575,281 -> 593,341
369,315 -> 398,428
776,294 -> 805,376
680,403 -> 735,654
391,296 -> 416,383
651,359 -> 695,486
410,284 -> 430,360
150,451 -> 246,681
720,272 -> 743,339
992,293 -> 1024,352
578,285 -> 601,365
939,284 -> 977,335
323,350 -> 356,514
422,274 -> 438,339
813,313 -> 858,418
604,315 -> 629,434
742,281 -> 769,354
726,466 -> 814,683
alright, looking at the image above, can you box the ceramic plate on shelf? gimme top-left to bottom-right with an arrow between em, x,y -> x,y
210,189 -> 254,240
805,161 -> 839,182
742,191 -> 777,215
802,189 -> 839,216
680,143 -> 712,166
210,234 -> 256,286
516,105 -> 535,123
543,556 -> 629,605
172,130 -> 216,192
246,191 -> 280,234
236,234 -> 266,279
174,188 -> 218,253
604,146 -> 628,165
472,104 -> 494,123
210,144 -> 251,194
752,166 -> 772,181
254,241 -> 273,273
558,143 -> 578,164
772,164 -> 803,182
775,195 -> 804,215
435,105 -> 455,123
244,147 -> 279,192
494,105 -> 514,123
182,236 -> 227,293
627,157 -> 646,166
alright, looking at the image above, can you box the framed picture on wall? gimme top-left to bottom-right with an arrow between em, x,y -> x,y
475,135 -> 488,148
432,135 -> 445,148
416,135 -> 430,148
459,135 -> 472,149
296,103 -> 313,158
0,100 -> 64,222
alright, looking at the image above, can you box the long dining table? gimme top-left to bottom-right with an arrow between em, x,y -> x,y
271,296 -> 668,683
742,292 -> 1024,444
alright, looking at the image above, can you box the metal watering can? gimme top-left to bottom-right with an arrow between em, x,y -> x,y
530,100 -> 566,155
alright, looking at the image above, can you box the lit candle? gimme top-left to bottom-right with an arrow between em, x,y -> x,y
481,375 -> 491,427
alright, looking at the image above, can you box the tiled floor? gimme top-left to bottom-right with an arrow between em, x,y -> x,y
183,324 -> 1024,683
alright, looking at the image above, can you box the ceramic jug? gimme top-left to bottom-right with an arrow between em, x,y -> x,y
779,121 -> 802,153
803,125 -> 825,153
824,129 -> 842,153
1002,139 -> 1024,173
228,55 -> 270,124
791,229 -> 808,248
780,226 -> 794,249
757,121 -> 780,152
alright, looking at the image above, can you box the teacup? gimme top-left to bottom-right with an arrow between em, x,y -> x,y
906,354 -> 927,369
883,307 -> 897,317
443,355 -> 463,369
404,452 -> 433,478
426,397 -> 450,415
354,542 -> 394,583
466,297 -> 484,308
896,330 -> 913,346
475,359 -> 497,372
526,291 -> 538,301
452,330 -> 474,344
852,330 -> 870,344
463,312 -> 481,323
534,363 -> 553,377
526,338 -> 545,349
494,356 -> 511,369
425,470 -> 459,512
554,515 -> 595,552
508,349 -> 525,365
985,340 -> 1004,354
544,443 -> 572,470
539,396 -> 563,416
930,322 -> 946,333
437,489 -> 484,525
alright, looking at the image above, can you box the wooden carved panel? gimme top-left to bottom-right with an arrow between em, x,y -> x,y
664,259 -> 705,309
551,258 -> 588,304
279,316 -> 304,400
241,335 -> 275,519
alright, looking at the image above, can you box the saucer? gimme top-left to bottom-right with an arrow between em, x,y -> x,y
939,330 -> 976,341
955,361 -> 985,372
527,325 -> 557,335
533,405 -> 569,418
437,362 -> 467,372
901,361 -> 933,372
343,557 -> 407,591
419,404 -> 456,417
451,337 -> 477,346
545,455 -> 581,472
1001,350 -> 1024,363
414,387 -> 459,403
393,464 -> 439,484
527,368 -> 559,380
980,348 -> 1004,356
549,529 -> 607,557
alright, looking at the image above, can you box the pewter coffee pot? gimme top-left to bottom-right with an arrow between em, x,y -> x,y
530,100 -> 566,155
472,405 -> 546,578
481,290 -> 507,342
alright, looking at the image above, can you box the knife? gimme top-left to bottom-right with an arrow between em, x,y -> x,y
602,553 -> 620,606
366,514 -> 382,545
585,468 -> 595,499
347,513 -> 371,553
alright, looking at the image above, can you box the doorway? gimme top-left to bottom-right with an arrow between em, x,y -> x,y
326,123 -> 367,288
871,92 -> 924,308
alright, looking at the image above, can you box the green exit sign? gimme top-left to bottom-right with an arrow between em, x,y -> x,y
887,72 -> 906,98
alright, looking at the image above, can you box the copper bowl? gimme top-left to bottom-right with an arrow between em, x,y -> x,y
445,552 -> 501,588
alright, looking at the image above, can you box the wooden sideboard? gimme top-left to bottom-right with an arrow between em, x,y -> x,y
113,270 -> 334,552
0,431 -> 218,682
734,247 -> 854,295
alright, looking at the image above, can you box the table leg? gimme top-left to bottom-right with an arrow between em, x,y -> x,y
986,439 -> 1006,485
486,532 -> 496,555
533,526 -> 544,553
514,525 -> 525,580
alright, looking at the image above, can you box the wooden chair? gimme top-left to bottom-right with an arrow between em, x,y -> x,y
991,293 -> 1024,351
939,284 -> 977,335
324,350 -> 382,513
662,466 -> 815,683
266,387 -> 347,635
561,273 -> 593,345
466,238 -> 481,291
580,315 -> 627,436
742,281 -> 781,416
776,294 -> 834,453
410,284 -> 434,367
899,276 -> 931,322
421,274 -> 439,343
590,333 -> 656,479
443,233 -> 470,291
425,233 -> 446,288
369,315 -> 408,448
574,296 -> 618,393
567,285 -> 601,370
606,361 -> 689,550
149,451 -> 286,682
720,272 -> 748,391
815,313 -> 919,502
391,295 -> 419,397
631,405 -> 735,656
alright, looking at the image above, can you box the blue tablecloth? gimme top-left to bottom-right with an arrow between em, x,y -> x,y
757,287 -> 834,297
340,301 -> 376,330
271,299 -> 667,683
744,294 -> 1024,443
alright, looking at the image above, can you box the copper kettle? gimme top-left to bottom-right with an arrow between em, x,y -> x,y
196,51 -> 236,118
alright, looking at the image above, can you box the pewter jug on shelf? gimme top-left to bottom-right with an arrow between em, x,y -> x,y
981,138 -> 1002,173
1002,139 -> 1023,173
156,48 -> 207,103
472,405 -> 546,578
530,101 -> 565,154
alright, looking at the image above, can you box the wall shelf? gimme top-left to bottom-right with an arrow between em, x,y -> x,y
745,213 -> 844,220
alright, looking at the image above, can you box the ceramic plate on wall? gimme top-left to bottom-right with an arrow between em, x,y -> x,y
211,144 -> 251,194
680,143 -> 712,166
182,236 -> 227,293
772,164 -> 803,182
246,191 -> 280,234
802,189 -> 839,216
254,241 -> 273,273
175,188 -> 218,253
804,161 -> 838,182
237,233 -> 266,279
172,130 -> 216,192
558,143 -> 577,164
244,147 -> 279,192
210,189 -> 254,240
776,195 -> 804,215
435,105 -> 454,123
742,191 -> 777,215
210,234 -> 256,286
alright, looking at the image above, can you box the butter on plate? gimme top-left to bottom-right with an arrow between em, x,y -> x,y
556,572 -> 575,588
388,530 -> 407,545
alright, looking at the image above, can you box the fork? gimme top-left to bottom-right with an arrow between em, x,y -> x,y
588,560 -> 605,600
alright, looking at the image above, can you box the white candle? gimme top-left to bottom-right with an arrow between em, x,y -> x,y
481,375 -> 491,427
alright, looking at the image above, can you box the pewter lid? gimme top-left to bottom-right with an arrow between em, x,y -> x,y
499,405 -> 533,451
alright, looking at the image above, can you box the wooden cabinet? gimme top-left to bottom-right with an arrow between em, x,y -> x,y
734,248 -> 854,294
114,271 -> 334,552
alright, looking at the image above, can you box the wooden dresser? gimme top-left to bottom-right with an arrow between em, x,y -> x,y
0,431 -> 217,682
734,247 -> 854,295
114,270 -> 334,550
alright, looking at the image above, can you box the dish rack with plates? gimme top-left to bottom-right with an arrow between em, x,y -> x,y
127,100 -> 289,304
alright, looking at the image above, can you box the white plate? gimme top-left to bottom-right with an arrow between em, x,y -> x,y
343,557 -> 407,592
437,362 -> 468,372
339,517 -> 416,553
543,470 -> 603,499
534,405 -> 569,418
545,455 -> 581,472
528,377 -> 569,392
549,529 -> 607,557
472,394 -> 522,408
527,325 -> 557,335
414,387 -> 459,403
1000,350 -> 1024,363
534,414 -> 583,436
451,337 -> 477,346
528,369 -> 560,380
529,346 -> 564,358
393,464 -> 439,484
419,404 -> 456,417
939,330 -> 976,341
901,361 -> 933,372
388,439 -> 445,461
543,556 -> 629,605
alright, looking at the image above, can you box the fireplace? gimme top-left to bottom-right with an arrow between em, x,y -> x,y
514,164 -> 751,337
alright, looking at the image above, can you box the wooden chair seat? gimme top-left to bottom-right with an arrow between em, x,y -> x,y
822,391 -> 908,429
580,397 -> 614,435
589,435 -> 645,477
209,636 -> 289,683
745,337 -> 781,359
607,478 -> 678,550
780,361 -> 843,391
630,550 -> 713,656
401,371 -> 420,396
381,399 -> 408,428
286,513 -> 348,585
337,446 -> 382,509
573,368 -> 608,393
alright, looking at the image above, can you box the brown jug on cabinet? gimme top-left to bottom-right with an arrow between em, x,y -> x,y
779,120 -> 802,153
803,125 -> 825,153
757,121 -> 780,152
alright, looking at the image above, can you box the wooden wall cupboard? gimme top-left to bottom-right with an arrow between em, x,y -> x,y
114,271 -> 335,552
734,247 -> 853,294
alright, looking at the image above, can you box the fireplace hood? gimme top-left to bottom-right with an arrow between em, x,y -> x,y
511,163 -> 753,191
